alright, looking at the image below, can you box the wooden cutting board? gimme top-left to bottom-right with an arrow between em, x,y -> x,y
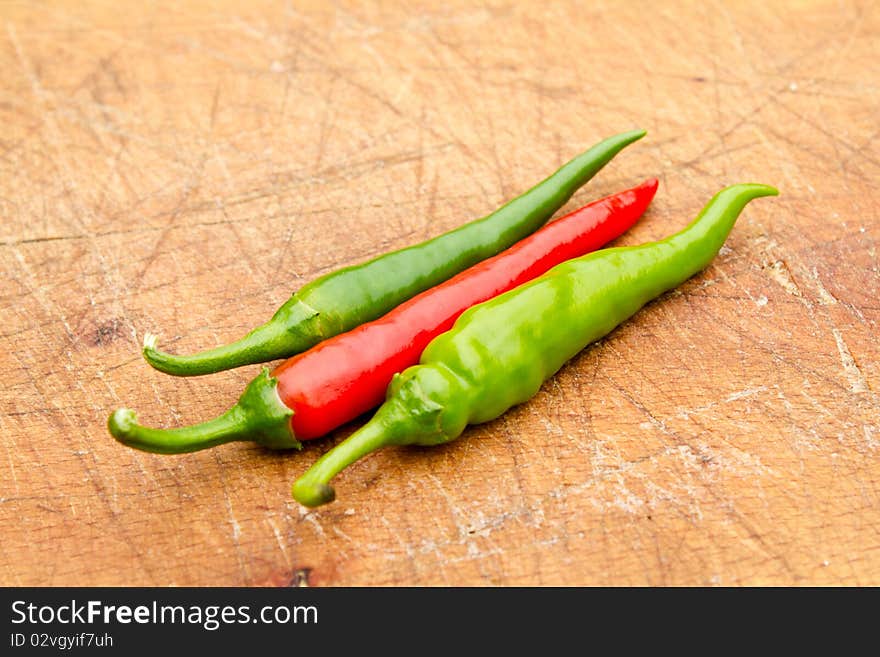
2,0 -> 877,586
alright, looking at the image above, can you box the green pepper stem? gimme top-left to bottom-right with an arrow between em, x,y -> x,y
108,369 -> 298,453
142,298 -> 325,377
292,406 -> 410,507
109,406 -> 246,454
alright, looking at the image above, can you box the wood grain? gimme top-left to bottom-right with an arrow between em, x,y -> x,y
1,0 -> 877,586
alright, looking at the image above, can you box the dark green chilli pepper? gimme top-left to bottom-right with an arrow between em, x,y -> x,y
291,183 -> 779,507
142,129 -> 647,376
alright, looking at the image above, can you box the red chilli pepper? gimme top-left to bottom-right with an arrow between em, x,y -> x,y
108,179 -> 658,453
276,178 -> 659,439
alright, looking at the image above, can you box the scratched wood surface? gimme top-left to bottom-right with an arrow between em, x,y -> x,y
1,0 -> 878,586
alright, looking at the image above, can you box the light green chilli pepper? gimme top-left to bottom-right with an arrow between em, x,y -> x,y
292,183 -> 779,507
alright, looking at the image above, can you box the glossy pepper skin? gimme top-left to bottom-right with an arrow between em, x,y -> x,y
107,180 -> 657,453
141,129 -> 646,377
276,178 -> 658,440
291,183 -> 779,507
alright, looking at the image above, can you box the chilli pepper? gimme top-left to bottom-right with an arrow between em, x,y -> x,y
141,129 -> 646,376
290,183 -> 778,507
108,180 -> 658,453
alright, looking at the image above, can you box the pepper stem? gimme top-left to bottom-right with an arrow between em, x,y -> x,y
109,407 -> 245,454
292,403 -> 415,507
108,369 -> 298,454
142,297 -> 326,377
